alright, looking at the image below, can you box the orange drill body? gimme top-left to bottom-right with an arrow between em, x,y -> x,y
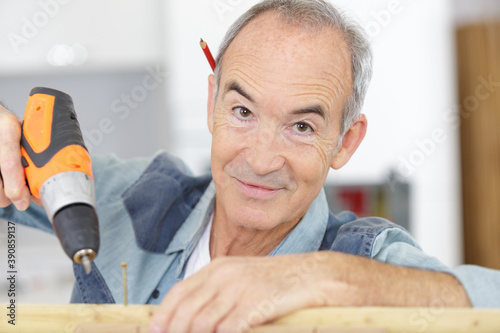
21,87 -> 99,274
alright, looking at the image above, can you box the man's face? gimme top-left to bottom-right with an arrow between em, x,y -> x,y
208,13 -> 354,230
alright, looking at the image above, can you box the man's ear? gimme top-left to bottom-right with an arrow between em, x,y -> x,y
207,74 -> 216,134
330,114 -> 367,170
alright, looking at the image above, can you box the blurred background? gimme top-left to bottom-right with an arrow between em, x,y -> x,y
0,0 -> 499,303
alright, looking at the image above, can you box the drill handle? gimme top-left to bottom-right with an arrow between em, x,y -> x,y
21,87 -> 94,199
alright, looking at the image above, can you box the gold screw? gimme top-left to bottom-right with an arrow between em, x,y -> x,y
120,262 -> 128,306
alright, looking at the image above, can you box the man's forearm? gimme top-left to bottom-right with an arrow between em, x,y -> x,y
316,251 -> 472,307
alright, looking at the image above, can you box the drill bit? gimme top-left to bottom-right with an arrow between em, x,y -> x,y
74,249 -> 96,275
82,255 -> 92,275
121,262 -> 128,306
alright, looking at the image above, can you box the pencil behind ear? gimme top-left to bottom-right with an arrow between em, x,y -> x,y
207,74 -> 216,134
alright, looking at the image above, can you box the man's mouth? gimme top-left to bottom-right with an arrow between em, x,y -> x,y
234,178 -> 283,199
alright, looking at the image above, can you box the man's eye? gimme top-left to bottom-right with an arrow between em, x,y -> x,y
293,122 -> 313,134
234,107 -> 253,119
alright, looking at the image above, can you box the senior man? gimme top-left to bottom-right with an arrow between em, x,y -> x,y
1,0 -> 500,332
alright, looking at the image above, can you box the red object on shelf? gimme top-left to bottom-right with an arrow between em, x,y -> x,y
338,188 -> 366,217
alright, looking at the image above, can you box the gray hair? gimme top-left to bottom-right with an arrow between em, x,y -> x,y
214,0 -> 373,137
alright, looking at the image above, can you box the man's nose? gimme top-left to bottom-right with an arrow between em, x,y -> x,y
244,127 -> 285,175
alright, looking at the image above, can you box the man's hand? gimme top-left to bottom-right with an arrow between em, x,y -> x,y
0,104 -> 36,210
150,252 -> 471,333
150,253 -> 333,333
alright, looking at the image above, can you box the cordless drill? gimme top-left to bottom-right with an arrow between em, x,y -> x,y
20,87 -> 99,274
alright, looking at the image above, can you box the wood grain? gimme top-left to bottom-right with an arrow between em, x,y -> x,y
1,304 -> 499,333
75,324 -> 387,333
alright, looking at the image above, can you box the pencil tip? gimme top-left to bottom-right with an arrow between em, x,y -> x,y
200,38 -> 203,42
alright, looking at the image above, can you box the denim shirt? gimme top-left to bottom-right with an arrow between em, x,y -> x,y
1,152 -> 499,307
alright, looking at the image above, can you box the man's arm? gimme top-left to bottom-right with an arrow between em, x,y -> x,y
318,251 -> 470,307
150,251 -> 470,333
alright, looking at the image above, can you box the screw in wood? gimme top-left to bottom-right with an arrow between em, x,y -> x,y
120,262 -> 128,306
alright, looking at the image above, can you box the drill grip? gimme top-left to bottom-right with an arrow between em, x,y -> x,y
21,87 -> 93,198
21,87 -> 87,167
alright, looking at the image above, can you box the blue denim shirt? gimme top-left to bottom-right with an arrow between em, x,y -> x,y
1,152 -> 499,307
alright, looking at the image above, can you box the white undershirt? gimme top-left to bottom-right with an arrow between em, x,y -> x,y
184,213 -> 213,279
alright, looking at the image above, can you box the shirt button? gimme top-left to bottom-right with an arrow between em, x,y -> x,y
152,289 -> 160,299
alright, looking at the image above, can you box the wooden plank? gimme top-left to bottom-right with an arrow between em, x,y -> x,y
1,304 -> 500,333
75,323 -> 150,333
457,22 -> 500,269
74,324 -> 387,333
251,326 -> 388,333
1,304 -> 154,333
272,307 -> 500,333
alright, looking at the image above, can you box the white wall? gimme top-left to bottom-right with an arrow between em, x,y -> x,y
0,0 -> 164,74
164,0 -> 462,267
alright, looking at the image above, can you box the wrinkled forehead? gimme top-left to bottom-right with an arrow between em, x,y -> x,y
219,12 -> 353,110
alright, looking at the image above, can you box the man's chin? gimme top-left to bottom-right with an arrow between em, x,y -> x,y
225,207 -> 284,231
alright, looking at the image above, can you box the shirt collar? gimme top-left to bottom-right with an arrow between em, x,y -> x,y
268,188 -> 330,255
166,181 -> 330,275
166,181 -> 216,256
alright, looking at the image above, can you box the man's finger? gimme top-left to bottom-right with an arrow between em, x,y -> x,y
216,302 -> 273,333
190,294 -> 237,333
0,114 -> 30,210
0,177 -> 13,208
216,283 -> 318,333
150,270 -> 209,332
167,287 -> 218,333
